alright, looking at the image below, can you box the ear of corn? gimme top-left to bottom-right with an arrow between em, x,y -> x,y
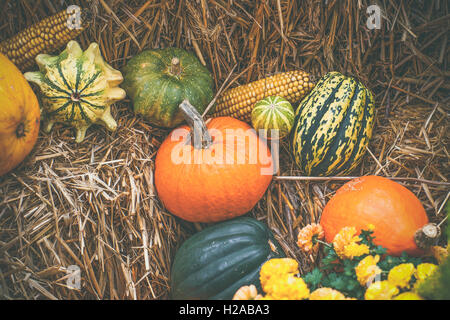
211,70 -> 316,122
0,8 -> 91,71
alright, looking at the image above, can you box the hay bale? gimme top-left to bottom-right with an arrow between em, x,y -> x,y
0,0 -> 448,299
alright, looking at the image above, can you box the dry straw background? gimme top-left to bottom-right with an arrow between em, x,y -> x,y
0,0 -> 448,299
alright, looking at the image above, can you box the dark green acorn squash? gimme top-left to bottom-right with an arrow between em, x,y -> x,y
170,217 -> 285,300
291,71 -> 375,176
122,47 -> 214,128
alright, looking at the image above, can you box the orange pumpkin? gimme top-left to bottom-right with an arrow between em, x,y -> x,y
0,52 -> 40,176
155,100 -> 273,222
320,175 -> 429,256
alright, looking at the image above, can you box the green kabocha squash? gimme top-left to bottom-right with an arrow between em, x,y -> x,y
24,41 -> 126,142
171,217 -> 285,300
251,95 -> 295,140
122,47 -> 214,128
291,72 -> 375,176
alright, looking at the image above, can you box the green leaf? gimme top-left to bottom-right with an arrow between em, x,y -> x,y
303,268 -> 323,291
345,279 -> 360,292
371,245 -> 387,255
321,246 -> 339,269
322,273 -> 351,292
378,252 -> 432,273
343,259 -> 357,277
359,229 -> 375,245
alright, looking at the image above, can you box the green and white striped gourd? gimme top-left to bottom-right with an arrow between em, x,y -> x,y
291,72 -> 375,176
24,41 -> 126,142
251,96 -> 295,139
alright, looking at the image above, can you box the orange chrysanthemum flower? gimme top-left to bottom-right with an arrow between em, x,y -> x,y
232,285 -> 263,300
297,223 -> 324,253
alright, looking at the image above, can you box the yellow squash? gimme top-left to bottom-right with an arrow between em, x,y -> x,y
0,53 -> 40,176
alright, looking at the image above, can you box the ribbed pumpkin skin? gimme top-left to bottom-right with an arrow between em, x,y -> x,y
0,52 -> 40,176
251,96 -> 295,139
291,72 -> 375,176
155,117 -> 273,223
171,217 -> 285,300
122,47 -> 214,128
320,176 -> 429,256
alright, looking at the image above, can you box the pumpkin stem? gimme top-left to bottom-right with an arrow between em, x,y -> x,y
414,223 -> 441,250
179,99 -> 212,149
16,122 -> 26,138
170,57 -> 182,77
71,92 -> 81,102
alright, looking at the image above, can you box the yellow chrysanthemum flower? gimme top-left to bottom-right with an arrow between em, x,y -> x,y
415,263 -> 438,282
413,263 -> 438,290
309,288 -> 347,300
355,255 -> 382,286
342,242 -> 370,259
365,281 -> 399,300
366,224 -> 376,232
297,223 -> 324,253
263,273 -> 310,300
232,285 -> 263,300
393,292 -> 423,300
260,258 -> 299,292
333,226 -> 367,259
388,263 -> 415,289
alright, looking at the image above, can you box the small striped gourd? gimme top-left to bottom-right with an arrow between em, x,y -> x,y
24,41 -> 126,142
211,70 -> 315,122
251,96 -> 294,139
291,72 -> 375,176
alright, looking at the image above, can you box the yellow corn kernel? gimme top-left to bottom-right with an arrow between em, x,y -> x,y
211,70 -> 315,122
0,9 -> 90,71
